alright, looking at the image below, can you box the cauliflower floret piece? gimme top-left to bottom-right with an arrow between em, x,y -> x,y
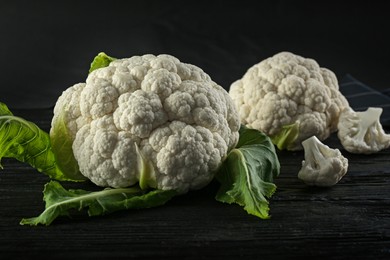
337,107 -> 390,154
51,54 -> 240,194
229,51 -> 349,151
298,136 -> 348,187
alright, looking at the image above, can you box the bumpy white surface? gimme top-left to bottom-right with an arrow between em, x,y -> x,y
52,54 -> 240,193
229,51 -> 349,150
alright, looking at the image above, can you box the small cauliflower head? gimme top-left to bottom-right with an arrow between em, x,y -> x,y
229,51 -> 349,151
50,53 -> 240,194
298,136 -> 348,187
337,107 -> 390,154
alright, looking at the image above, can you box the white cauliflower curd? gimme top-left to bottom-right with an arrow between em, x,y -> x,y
50,53 -> 240,194
229,51 -> 349,151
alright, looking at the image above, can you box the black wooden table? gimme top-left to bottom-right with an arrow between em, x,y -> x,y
1,108 -> 389,259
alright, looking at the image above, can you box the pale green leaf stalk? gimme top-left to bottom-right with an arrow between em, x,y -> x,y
50,109 -> 86,181
20,181 -> 177,226
0,102 -> 77,181
89,52 -> 117,73
215,125 -> 280,219
270,121 -> 300,150
135,143 -> 157,190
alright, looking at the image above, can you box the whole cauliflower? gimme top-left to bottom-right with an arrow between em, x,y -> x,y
50,53 -> 240,194
229,51 -> 349,151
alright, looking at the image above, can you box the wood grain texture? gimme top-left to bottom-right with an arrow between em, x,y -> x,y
1,108 -> 389,259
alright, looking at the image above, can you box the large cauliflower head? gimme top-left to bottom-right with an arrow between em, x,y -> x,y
229,51 -> 349,151
51,54 -> 240,194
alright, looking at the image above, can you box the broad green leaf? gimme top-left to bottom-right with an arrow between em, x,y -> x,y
236,124 -> 276,149
270,121 -> 300,150
0,102 -> 76,181
20,181 -> 177,226
89,52 -> 116,73
215,125 -> 280,219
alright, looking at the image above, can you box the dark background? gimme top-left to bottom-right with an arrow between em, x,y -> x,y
1,0 -> 389,108
1,1 -> 390,258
